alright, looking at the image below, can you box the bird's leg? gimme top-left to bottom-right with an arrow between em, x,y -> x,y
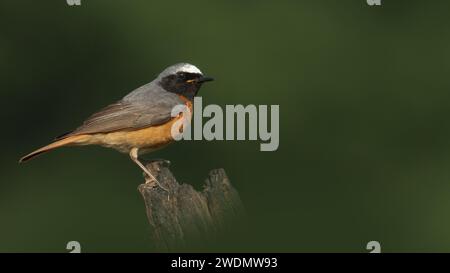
129,148 -> 169,192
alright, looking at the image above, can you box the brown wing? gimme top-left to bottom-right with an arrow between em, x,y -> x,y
58,98 -> 181,139
55,80 -> 187,139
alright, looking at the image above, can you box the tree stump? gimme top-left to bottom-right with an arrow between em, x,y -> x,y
138,160 -> 245,251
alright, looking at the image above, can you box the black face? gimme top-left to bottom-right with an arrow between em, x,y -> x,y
159,72 -> 213,100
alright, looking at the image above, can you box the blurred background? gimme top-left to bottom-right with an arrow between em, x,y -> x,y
1,0 -> 450,252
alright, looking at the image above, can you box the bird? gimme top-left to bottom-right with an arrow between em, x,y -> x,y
19,63 -> 214,191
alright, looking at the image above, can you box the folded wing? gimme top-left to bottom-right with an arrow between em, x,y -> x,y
59,91 -> 184,139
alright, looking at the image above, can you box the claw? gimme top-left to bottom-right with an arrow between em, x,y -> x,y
130,148 -> 170,197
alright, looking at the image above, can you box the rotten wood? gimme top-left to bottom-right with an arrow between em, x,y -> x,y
138,160 -> 245,251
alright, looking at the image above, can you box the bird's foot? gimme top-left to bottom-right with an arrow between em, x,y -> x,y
143,172 -> 170,193
143,174 -> 157,187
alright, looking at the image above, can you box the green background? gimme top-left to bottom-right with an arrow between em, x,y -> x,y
1,0 -> 450,252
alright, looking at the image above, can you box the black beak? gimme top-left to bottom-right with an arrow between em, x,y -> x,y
197,76 -> 214,83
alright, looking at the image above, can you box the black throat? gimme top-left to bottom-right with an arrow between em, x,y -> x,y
159,72 -> 203,100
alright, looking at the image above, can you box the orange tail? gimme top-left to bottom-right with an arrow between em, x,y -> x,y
19,135 -> 89,163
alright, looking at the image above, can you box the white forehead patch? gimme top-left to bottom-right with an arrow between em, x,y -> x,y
159,63 -> 203,78
176,63 -> 203,74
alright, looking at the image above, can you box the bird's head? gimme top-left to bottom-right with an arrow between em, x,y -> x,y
157,63 -> 214,100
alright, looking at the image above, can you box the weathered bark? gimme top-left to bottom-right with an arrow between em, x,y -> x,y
138,160 -> 245,251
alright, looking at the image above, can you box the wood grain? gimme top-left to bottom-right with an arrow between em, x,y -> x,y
138,160 -> 245,251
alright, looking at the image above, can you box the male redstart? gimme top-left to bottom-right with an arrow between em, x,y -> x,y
19,63 -> 214,191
